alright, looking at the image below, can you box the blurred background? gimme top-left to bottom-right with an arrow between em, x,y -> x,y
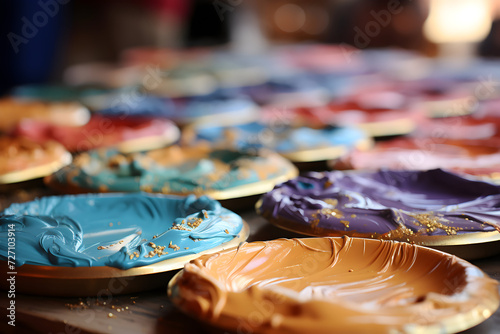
1,0 -> 500,93
3,0 -> 500,183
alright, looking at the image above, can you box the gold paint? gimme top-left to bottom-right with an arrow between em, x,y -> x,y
319,208 -> 344,219
169,241 -> 180,251
140,185 -> 153,193
323,199 -> 338,206
323,181 -> 333,189
340,220 -> 350,228
409,213 -> 462,235
383,226 -> 415,239
97,240 -> 124,250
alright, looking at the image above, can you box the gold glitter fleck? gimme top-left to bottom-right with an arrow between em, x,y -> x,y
320,208 -> 344,218
384,226 -> 415,239
323,198 -> 338,206
168,241 -> 180,251
409,212 -> 462,235
97,240 -> 124,250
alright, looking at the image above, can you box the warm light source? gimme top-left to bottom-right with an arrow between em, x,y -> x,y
424,0 -> 492,44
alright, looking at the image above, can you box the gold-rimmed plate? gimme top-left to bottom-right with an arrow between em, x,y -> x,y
257,207 -> 500,260
0,193 -> 249,296
256,169 -> 500,260
0,137 -> 72,185
168,237 -> 499,334
45,146 -> 298,203
189,121 -> 373,164
0,221 -> 248,297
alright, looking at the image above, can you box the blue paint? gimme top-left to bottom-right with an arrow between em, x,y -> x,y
0,193 -> 243,269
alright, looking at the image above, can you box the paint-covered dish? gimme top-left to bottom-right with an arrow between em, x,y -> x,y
95,91 -> 258,126
286,90 -> 422,137
257,170 -> 500,252
0,193 -> 248,295
0,97 -> 90,131
0,136 -> 72,184
191,122 -> 372,163
45,145 -> 298,200
162,94 -> 258,126
332,137 -> 500,181
13,115 -> 180,153
169,237 -> 499,334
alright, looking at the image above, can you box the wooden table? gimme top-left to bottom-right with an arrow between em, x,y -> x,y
1,188 -> 500,334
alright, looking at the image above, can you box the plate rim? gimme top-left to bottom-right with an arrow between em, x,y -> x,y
44,151 -> 299,200
167,236 -> 500,334
2,220 -> 249,280
0,151 -> 72,184
255,198 -> 500,247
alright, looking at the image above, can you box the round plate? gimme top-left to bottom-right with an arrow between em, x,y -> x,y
191,121 -> 372,163
256,170 -> 500,259
168,237 -> 499,334
0,137 -> 72,185
14,115 -> 181,153
0,97 -> 90,131
0,151 -> 72,185
288,105 -> 419,138
260,211 -> 500,260
331,137 -> 500,181
0,193 -> 249,296
45,146 -> 298,201
0,222 -> 248,297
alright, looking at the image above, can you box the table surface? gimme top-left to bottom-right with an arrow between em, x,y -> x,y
1,186 -> 500,334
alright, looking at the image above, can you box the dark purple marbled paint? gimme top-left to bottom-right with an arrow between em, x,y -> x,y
258,169 -> 500,236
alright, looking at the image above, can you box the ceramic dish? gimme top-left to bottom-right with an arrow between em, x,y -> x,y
414,116 -> 499,140
145,66 -> 217,98
45,145 -> 298,200
164,94 -> 259,126
396,78 -> 475,118
169,237 -> 499,334
190,122 -> 372,163
256,170 -> 500,259
286,89 -> 422,137
14,115 -> 181,153
332,137 -> 500,182
0,97 -> 90,131
0,136 -> 72,184
0,193 -> 248,296
63,62 -> 145,88
94,90 -> 259,127
241,74 -> 330,107
12,84 -> 110,103
347,78 -> 474,119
